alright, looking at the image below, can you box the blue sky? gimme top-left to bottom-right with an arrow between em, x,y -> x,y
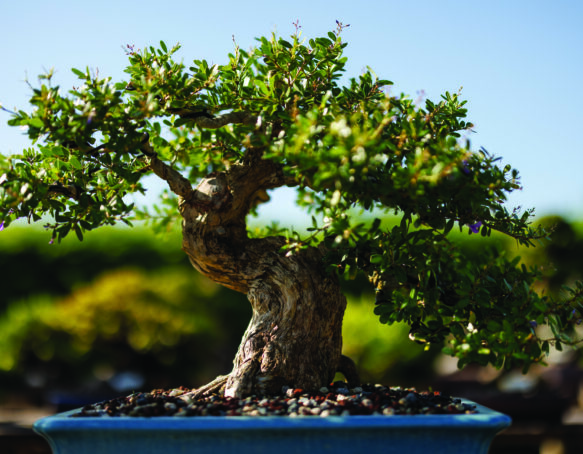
1,0 -> 582,223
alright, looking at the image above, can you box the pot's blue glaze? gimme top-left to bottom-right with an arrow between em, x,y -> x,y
34,401 -> 510,454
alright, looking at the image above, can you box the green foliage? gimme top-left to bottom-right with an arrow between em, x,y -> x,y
0,267 -> 250,390
517,216 -> 583,296
0,225 -> 186,308
1,26 -> 582,374
0,295 -> 56,372
342,292 -> 437,385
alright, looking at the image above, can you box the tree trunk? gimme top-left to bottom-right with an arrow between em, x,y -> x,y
225,241 -> 346,397
177,162 -> 348,397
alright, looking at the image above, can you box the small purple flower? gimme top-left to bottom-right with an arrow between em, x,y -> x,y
469,222 -> 482,234
462,160 -> 471,175
48,238 -> 54,245
0,221 -> 4,231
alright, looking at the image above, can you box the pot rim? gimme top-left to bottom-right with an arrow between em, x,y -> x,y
33,400 -> 511,433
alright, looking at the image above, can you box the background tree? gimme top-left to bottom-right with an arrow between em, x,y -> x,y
1,24 -> 581,398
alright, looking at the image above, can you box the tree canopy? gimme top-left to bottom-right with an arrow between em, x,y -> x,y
1,24 -> 581,374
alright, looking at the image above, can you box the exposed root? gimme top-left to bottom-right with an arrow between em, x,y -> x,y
189,355 -> 360,400
190,374 -> 229,399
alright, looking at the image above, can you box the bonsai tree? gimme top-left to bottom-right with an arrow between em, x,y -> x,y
1,24 -> 581,399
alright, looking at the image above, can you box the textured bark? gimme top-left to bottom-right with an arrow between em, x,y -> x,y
224,242 -> 346,397
172,159 -> 348,397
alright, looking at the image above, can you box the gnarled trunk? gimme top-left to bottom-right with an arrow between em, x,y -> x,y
225,240 -> 346,397
176,161 -> 348,397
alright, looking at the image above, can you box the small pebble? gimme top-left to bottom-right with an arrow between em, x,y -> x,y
405,393 -> 418,405
287,403 -> 299,413
71,384 -> 477,418
164,402 -> 177,412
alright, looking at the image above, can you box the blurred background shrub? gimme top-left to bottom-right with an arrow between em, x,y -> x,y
1,216 -> 582,405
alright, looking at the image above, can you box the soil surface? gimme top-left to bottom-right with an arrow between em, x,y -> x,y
72,382 -> 477,417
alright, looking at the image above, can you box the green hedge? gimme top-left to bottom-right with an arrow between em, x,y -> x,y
0,267 -> 251,394
0,225 -> 187,308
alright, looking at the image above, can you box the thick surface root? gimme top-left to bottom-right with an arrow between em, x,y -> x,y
190,374 -> 229,398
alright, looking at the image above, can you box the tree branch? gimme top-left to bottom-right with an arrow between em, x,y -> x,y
140,135 -> 194,199
141,135 -> 232,214
47,183 -> 82,200
171,109 -> 258,129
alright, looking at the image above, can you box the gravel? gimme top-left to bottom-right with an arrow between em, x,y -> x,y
72,382 -> 477,418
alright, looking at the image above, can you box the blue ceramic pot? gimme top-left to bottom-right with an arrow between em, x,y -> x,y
34,401 -> 510,454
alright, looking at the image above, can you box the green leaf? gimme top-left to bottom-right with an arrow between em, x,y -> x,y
487,321 -> 501,331
69,156 -> 82,170
502,279 -> 512,292
370,218 -> 381,233
74,224 -> 84,242
444,219 -> 455,235
28,118 -> 44,129
160,40 -> 168,53
442,347 -> 454,356
71,68 -> 86,78
279,39 -> 293,49
370,254 -> 383,265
